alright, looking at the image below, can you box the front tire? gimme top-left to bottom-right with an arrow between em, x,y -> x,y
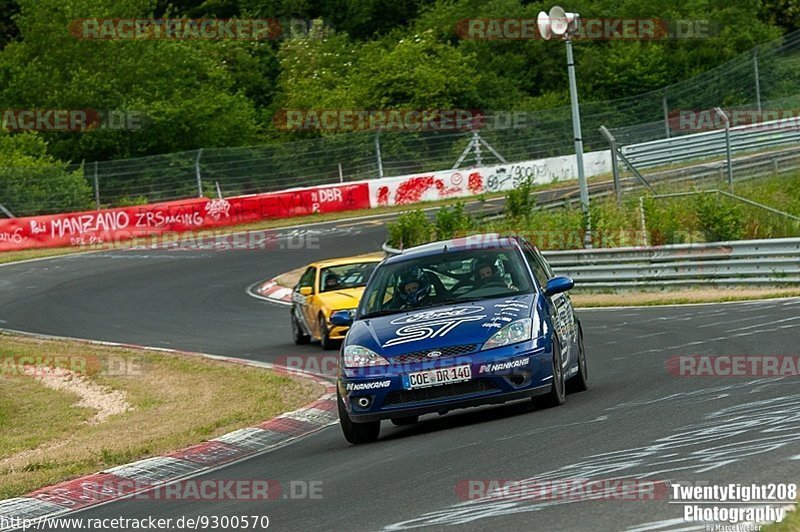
566,321 -> 589,394
319,314 -> 336,350
291,309 -> 310,345
534,337 -> 566,409
337,390 -> 380,444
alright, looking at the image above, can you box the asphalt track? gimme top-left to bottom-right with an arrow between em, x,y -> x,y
1,217 -> 799,531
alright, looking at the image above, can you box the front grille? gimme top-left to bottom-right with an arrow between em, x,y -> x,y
390,344 -> 477,364
383,379 -> 499,406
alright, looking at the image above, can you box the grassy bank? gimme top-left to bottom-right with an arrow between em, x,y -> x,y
0,332 -> 322,499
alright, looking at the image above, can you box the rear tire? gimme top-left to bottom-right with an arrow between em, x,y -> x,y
534,337 -> 566,409
391,415 -> 419,426
566,321 -> 589,394
291,309 -> 310,345
337,390 -> 380,444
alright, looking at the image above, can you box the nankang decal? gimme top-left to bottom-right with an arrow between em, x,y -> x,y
390,306 -> 485,325
479,357 -> 531,374
346,380 -> 391,391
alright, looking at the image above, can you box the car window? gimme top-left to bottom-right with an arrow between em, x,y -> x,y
320,262 -> 378,292
359,248 -> 533,317
522,246 -> 550,289
298,267 -> 316,291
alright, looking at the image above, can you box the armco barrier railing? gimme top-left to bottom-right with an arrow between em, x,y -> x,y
383,237 -> 800,288
543,237 -> 800,288
620,117 -> 800,169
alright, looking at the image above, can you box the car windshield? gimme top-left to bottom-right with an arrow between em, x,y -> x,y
359,248 -> 533,317
320,262 -> 378,292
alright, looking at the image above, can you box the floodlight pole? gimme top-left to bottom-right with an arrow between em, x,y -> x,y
564,34 -> 592,248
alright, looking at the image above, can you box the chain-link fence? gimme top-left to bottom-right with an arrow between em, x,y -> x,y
4,29 -> 800,217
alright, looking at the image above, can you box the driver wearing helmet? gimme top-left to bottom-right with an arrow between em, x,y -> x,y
323,272 -> 340,291
390,267 -> 433,309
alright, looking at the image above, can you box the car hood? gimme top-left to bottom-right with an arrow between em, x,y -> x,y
348,294 -> 541,356
317,287 -> 364,311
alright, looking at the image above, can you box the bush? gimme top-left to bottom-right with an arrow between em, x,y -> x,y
504,177 -> 534,219
387,209 -> 433,248
434,201 -> 473,240
641,196 -> 699,246
693,193 -> 744,242
0,133 -> 93,216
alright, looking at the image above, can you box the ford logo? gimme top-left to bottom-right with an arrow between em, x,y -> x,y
427,351 -> 443,358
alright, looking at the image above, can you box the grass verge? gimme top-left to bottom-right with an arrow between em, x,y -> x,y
0,332 -> 323,499
763,505 -> 800,531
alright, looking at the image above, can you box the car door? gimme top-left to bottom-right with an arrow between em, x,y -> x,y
293,266 -> 317,336
522,243 -> 576,369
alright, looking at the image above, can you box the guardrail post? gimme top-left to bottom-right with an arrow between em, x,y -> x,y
599,126 -> 622,207
375,130 -> 384,178
638,196 -> 649,247
662,88 -> 670,138
93,161 -> 100,210
195,148 -> 204,198
714,107 -> 734,193
754,49 -> 762,113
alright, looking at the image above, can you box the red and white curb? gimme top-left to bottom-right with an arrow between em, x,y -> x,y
0,330 -> 338,530
249,278 -> 293,306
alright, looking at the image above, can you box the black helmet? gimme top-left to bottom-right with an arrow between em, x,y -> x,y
472,258 -> 497,281
324,272 -> 340,289
398,267 -> 431,305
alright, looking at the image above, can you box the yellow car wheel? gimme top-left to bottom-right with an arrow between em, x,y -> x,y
319,314 -> 336,351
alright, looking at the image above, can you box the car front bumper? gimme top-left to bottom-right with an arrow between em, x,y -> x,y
338,342 -> 553,423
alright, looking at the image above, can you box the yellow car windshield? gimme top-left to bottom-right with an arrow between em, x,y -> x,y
320,263 -> 378,293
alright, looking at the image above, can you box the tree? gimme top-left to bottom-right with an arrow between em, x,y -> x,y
0,132 -> 92,216
0,0 -> 260,162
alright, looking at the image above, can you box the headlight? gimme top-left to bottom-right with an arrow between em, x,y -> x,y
343,345 -> 390,367
481,318 -> 533,351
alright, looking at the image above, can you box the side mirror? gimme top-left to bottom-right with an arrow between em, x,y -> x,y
330,310 -> 355,327
299,286 -> 313,296
544,276 -> 574,297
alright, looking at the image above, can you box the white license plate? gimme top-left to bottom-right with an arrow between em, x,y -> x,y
404,364 -> 472,390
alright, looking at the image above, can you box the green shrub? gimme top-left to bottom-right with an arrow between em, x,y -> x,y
504,177 -> 534,219
434,201 -> 473,240
641,196 -> 699,245
693,193 -> 744,242
387,209 -> 433,248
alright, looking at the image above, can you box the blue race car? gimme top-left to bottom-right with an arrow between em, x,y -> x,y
334,234 -> 588,444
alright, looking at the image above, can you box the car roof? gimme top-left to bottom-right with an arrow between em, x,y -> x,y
310,255 -> 384,269
383,234 -> 520,265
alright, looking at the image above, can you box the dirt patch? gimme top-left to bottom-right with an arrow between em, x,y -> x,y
23,366 -> 131,425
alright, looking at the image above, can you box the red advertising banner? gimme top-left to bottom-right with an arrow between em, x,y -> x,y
0,183 -> 370,252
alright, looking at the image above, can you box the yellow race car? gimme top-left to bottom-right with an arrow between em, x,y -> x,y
290,256 -> 383,349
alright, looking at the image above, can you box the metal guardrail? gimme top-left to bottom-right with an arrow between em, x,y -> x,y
383,237 -> 800,288
544,237 -> 800,288
620,118 -> 800,169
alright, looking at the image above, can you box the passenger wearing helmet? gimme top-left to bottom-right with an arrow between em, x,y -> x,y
472,258 -> 503,288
